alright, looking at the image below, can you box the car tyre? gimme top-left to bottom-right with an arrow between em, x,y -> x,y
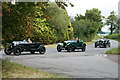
14,48 -> 21,56
82,45 -> 86,52
57,45 -> 62,52
67,45 -> 73,52
95,43 -> 97,48
95,44 -> 97,48
4,48 -> 12,55
104,44 -> 107,48
39,47 -> 46,54
31,51 -> 35,54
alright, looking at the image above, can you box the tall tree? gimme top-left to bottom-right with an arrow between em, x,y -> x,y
74,8 -> 104,32
46,3 -> 73,42
106,11 -> 118,34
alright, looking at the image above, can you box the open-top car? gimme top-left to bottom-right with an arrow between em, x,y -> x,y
95,38 -> 110,48
57,40 -> 86,52
4,40 -> 46,56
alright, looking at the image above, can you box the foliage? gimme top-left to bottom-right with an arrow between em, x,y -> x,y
2,2 -> 73,46
75,8 -> 104,32
72,8 -> 103,42
104,33 -> 120,42
106,11 -> 118,35
85,8 -> 103,22
46,3 -> 73,42
2,2 -> 41,45
72,19 -> 100,42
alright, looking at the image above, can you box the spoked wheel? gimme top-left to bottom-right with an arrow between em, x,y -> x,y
82,45 -> 86,52
67,45 -> 73,52
39,47 -> 46,54
14,48 -> 21,56
4,48 -> 12,55
57,45 -> 62,52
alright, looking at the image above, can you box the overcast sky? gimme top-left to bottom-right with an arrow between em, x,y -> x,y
66,0 -> 119,32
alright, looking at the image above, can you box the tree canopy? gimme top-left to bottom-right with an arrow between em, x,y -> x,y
72,8 -> 104,41
106,11 -> 118,34
2,2 -> 73,46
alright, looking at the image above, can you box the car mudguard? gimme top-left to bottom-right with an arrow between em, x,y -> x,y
81,43 -> 86,47
57,43 -> 63,46
38,44 -> 45,49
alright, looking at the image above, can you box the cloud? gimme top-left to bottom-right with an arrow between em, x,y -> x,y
66,0 -> 119,17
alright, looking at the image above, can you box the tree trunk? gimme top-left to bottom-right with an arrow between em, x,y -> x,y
110,24 -> 113,35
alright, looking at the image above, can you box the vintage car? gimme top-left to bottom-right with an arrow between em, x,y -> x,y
4,40 -> 46,56
57,40 -> 86,52
95,38 -> 110,48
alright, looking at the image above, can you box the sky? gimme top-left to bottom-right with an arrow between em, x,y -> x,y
66,0 -> 119,32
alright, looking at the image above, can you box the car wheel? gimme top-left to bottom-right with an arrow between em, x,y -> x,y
14,48 -> 21,56
72,48 -> 75,52
95,44 -> 97,48
57,45 -> 62,52
108,42 -> 110,47
82,45 -> 86,52
104,44 -> 107,48
31,51 -> 35,54
95,43 -> 97,48
108,44 -> 110,47
39,47 -> 46,54
4,48 -> 12,55
67,45 -> 73,52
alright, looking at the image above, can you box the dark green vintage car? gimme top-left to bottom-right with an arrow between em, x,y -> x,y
57,40 -> 86,52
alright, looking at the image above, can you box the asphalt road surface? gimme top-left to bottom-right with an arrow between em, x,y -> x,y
1,40 -> 119,78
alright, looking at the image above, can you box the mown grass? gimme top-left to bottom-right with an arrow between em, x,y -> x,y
2,59 -> 68,78
106,47 -> 120,55
45,44 -> 57,48
104,33 -> 120,42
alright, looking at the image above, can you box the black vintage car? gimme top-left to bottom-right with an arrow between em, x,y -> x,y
4,40 -> 46,56
95,38 -> 110,48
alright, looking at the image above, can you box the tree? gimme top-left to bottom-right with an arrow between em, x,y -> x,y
2,2 -> 73,46
106,11 -> 118,34
74,8 -> 104,32
2,2 -> 57,46
72,8 -> 104,41
46,3 -> 73,42
72,19 -> 100,42
85,8 -> 102,22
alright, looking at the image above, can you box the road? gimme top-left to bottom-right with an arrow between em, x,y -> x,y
1,40 -> 119,78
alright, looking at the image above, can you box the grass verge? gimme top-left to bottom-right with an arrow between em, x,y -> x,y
104,33 -> 120,42
45,44 -> 57,48
2,59 -> 67,78
106,47 -> 120,55
45,35 -> 104,47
